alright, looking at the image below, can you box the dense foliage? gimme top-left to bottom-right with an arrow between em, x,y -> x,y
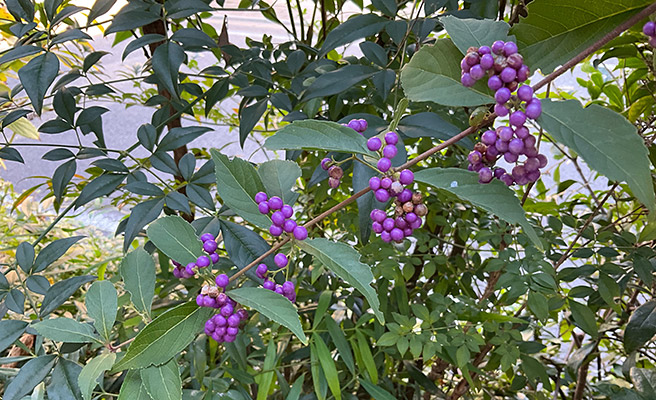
1,0 -> 656,399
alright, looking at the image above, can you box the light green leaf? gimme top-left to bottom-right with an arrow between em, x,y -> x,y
414,168 -> 541,248
256,341 -> 277,400
631,367 -> 656,398
210,149 -> 271,229
258,160 -> 301,205
146,216 -> 204,266
441,15 -> 512,55
112,302 -> 213,370
47,358 -> 82,400
120,248 -> 156,318
313,335 -> 341,400
400,38 -> 493,107
510,0 -> 653,73
624,300 -> 656,354
140,359 -> 182,400
33,318 -> 101,344
86,281 -> 117,342
296,238 -> 384,324
265,120 -> 374,156
4,355 -> 57,400
539,99 -> 655,212
78,353 -> 116,400
7,117 -> 39,140
118,370 -> 152,400
227,287 -> 308,344
569,300 -> 598,339
18,52 -> 59,115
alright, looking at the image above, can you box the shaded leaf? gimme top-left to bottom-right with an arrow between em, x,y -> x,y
47,358 -> 82,400
258,160 -> 301,205
4,355 -> 57,400
0,320 -> 28,353
140,359 -> 182,400
625,300 -> 656,353
18,52 -> 59,115
441,15 -> 512,55
321,14 -> 389,56
40,275 -> 95,316
33,235 -> 85,273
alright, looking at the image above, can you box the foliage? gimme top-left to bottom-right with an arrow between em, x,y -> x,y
0,0 -> 655,399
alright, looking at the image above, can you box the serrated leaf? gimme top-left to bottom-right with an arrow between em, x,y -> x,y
414,168 -> 541,248
227,287 -> 308,344
265,120 -> 373,156
112,302 -> 213,370
539,99 -> 655,212
569,300 -> 598,338
4,355 -> 57,400
401,38 -> 493,107
120,248 -> 156,317
86,281 -> 117,343
33,235 -> 85,273
47,358 -> 82,400
320,14 -> 389,56
211,150 -> 271,229
33,318 -> 101,344
297,238 -> 384,324
441,15 -> 512,55
18,52 -> 59,115
624,300 -> 656,353
40,275 -> 95,316
510,0 -> 653,73
258,160 -> 301,205
146,215 -> 203,265
0,320 -> 28,352
78,353 -> 116,400
140,359 -> 182,400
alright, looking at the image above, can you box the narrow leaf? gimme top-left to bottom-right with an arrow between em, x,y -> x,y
40,275 -> 95,316
313,335 -> 341,400
86,281 -> 117,342
33,318 -> 101,344
78,353 -> 116,400
120,248 -> 156,317
47,358 -> 83,400
33,235 -> 85,273
4,355 -> 57,400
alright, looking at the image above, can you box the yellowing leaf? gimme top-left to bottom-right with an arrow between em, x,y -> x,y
7,117 -> 39,140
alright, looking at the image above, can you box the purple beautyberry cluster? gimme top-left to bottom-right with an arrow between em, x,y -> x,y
460,40 -> 547,186
320,158 -> 344,189
343,118 -> 368,134
172,233 -> 220,278
366,130 -> 399,173
255,192 -> 308,240
256,253 -> 297,302
198,274 -> 248,343
643,21 -> 656,47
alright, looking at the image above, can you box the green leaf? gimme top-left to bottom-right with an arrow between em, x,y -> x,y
320,14 -> 389,56
325,318 -> 356,375
398,112 -> 465,142
539,99 -> 655,212
353,160 -> 376,244
123,198 -> 165,252
157,126 -> 212,152
414,168 -> 541,248
265,120 -> 373,156
88,0 -> 117,24
122,34 -> 166,60
310,342 -> 328,400
304,65 -> 378,100
520,355 -> 552,390
112,302 -> 213,370
140,359 -> 182,400
286,375 -> 305,400
0,147 -> 24,163
210,149 -> 271,229
40,275 -> 95,316
105,5 -> 160,35
16,241 -> 34,273
527,291 -> 549,321
569,300 -> 598,338
76,173 -> 126,208
256,341 -> 277,400
120,248 -> 156,318
227,287 -> 308,344
441,15 -> 512,55
624,300 -> 656,353
356,332 -> 378,383
631,367 -> 656,399
32,318 -> 101,344
239,98 -> 267,147
52,160 -> 76,203
359,379 -> 396,400
258,160 -> 301,205
221,220 -> 275,280
510,0 -> 653,73
47,358 -> 82,400
147,216 -> 203,266
26,275 -> 49,295
170,28 -> 217,49
86,281 -> 117,343
4,355 -> 57,400
0,45 -> 44,65
78,353 -> 116,400
152,41 -> 185,100
5,288 -> 25,314
313,335 -> 341,400
0,320 -> 28,352
18,52 -> 59,115
117,370 -> 152,400
296,238 -> 384,324
33,235 -> 85,273
401,38 -> 493,107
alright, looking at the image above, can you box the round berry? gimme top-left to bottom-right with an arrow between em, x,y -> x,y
196,294 -> 204,307
321,158 -> 332,170
487,145 -> 499,157
494,103 -> 509,117
293,226 -> 308,240
395,217 -> 408,229
481,130 -> 496,145
347,119 -> 360,131
223,334 -> 236,343
398,189 -> 412,203
203,296 -> 216,308
468,150 -> 482,164
517,85 -> 533,102
202,239 -> 217,253
200,233 -> 215,242
495,139 -> 509,153
503,41 -> 518,56
384,131 -> 398,145
507,53 -> 523,69
181,268 -> 193,279
405,212 -> 418,224
372,209 -> 386,223
509,110 -> 527,127
399,169 -> 414,185
380,177 -> 392,189
367,137 -> 382,151
500,67 -> 517,83
517,65 -> 530,82
465,52 -> 480,66
196,255 -> 210,268
227,314 -> 240,327
460,57 -> 471,73
268,196 -> 283,210
478,45 -> 491,55
275,286 -> 284,295
383,144 -> 398,159
491,40 -> 505,55
283,219 -> 297,233
524,146 -> 538,158
389,181 -> 403,196
377,157 -> 391,173
282,281 -> 295,295
525,99 -> 542,119
500,173 -> 514,186
382,218 -> 395,232
271,211 -> 285,226
205,319 -> 216,332
410,218 -> 422,229
215,274 -> 229,288
390,228 -> 404,242
328,177 -> 340,189
173,267 -> 182,278
369,176 -> 381,190
281,205 -> 294,219
498,126 -> 513,141
274,253 -> 288,268
504,152 -> 518,163
269,224 -> 283,236
644,21 -> 656,36
372,222 -> 383,233
220,304 -> 233,317
470,162 -> 483,172
185,263 -> 196,274
527,169 -> 541,183
227,326 -> 239,336
254,192 -> 268,204
478,167 -> 493,183
515,126 -> 529,139
237,309 -> 249,321
495,87 -> 511,104
258,202 -> 270,215
470,64 -> 485,80
375,188 -> 390,202
537,154 -> 548,168
525,157 -> 540,172
512,165 -> 527,181
523,134 -> 536,149
480,53 -> 494,70
461,73 -> 475,87
487,75 -> 503,91
263,279 -> 275,290
256,263 -> 268,278
328,165 -> 344,179
380,231 -> 391,242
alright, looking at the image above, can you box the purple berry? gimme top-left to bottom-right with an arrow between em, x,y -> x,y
383,144 -> 398,159
220,304 -> 234,317
507,53 -> 524,69
275,286 -> 284,295
481,130 -> 496,145
380,231 -> 391,242
227,327 -> 239,336
258,202 -> 270,215
512,165 -> 526,181
465,52 -> 480,66
461,73 -> 475,87
509,110 -> 527,127
488,75 -> 503,90
504,152 -> 518,163
644,21 -> 656,36
495,87 -> 511,104
399,169 -> 414,185
203,240 -> 218,253
470,162 -> 483,172
494,168 -> 506,179
384,131 -> 398,145
289,226 -> 306,241
215,274 -> 229,288
347,119 -> 360,131
216,293 -> 228,307
173,267 -> 181,278
495,139 -> 509,153
181,268 -> 193,279
390,228 -> 404,242
227,314 -> 240,327
282,281 -> 295,295
200,233 -> 215,242
478,45 -> 491,55
255,192 -> 268,204
525,157 -> 540,172
380,177 -> 392,189
377,157 -> 391,173
185,263 -> 196,275
382,218 -> 395,232
468,150 -> 482,164
375,188 -> 390,202
203,296 -> 216,308
223,334 -> 236,343
268,196 -> 283,210
256,263 -> 268,278
196,294 -> 204,307
503,41 -> 518,56
372,222 -> 383,233
358,119 -> 368,132
480,54 -> 494,70
271,211 -> 285,226
281,205 -> 294,219
500,67 -> 517,83
398,189 -> 412,203
517,85 -> 533,102
372,209 -> 386,223
237,309 -> 249,321
509,138 -> 526,155
405,212 -> 417,223
491,40 -> 505,55
470,64 -> 485,80
367,137 -> 382,151
515,126 -> 529,139
527,169 -> 541,183
321,158 -> 332,170
523,134 -> 536,149
461,57 -> 471,73
500,173 -> 514,186
395,217 -> 407,229
269,225 -> 283,236
205,319 -> 216,331
410,218 -> 422,229
369,176 -> 381,190
517,65 -> 530,82
263,279 -> 275,290
487,145 -> 499,157
494,103 -> 509,117
403,228 -> 413,237
478,167 -> 493,183
525,99 -> 542,119
537,154 -> 548,168
283,219 -> 297,233
524,146 -> 538,157
650,36 -> 656,47
196,255 -> 210,268
389,181 -> 403,196
498,126 -> 513,141
274,253 -> 288,268
328,177 -> 340,189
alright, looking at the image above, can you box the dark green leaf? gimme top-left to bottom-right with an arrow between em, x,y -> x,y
33,318 -> 101,344
6,288 -> 25,314
165,191 -> 191,215
40,275 -> 95,316
52,6 -> 85,26
39,118 -> 73,133
33,235 -> 85,273
297,238 -> 384,324
401,38 -> 493,107
43,148 -> 75,161
372,0 -> 397,16
204,78 -> 229,117
372,69 -> 395,101
325,317 -> 356,375
2,109 -> 31,128
320,14 -> 389,56
122,34 -> 166,60
112,302 -> 213,370
631,367 -> 656,399
16,241 -> 34,272
170,28 -> 217,50
186,183 -> 215,210
52,159 -> 76,203
441,15 -> 511,55
47,358 -> 82,400
152,41 -> 185,100
138,124 -> 157,152
82,51 -> 109,73
140,359 -> 182,400
397,112 -> 464,143
569,300 -> 598,338
50,29 -> 91,45
6,0 -> 34,22
221,219 -> 275,279
25,275 -> 50,295
211,149 -> 271,228
239,99 -> 267,147
86,281 -> 117,342
359,379 -> 395,400
105,8 -> 161,35
76,106 -> 109,127
0,147 -> 24,163
157,126 -> 212,152
265,120 -> 373,156
0,45 -> 43,65
124,198 -> 165,252
313,334 -> 341,400
3,355 -> 57,400
92,158 -> 128,173
258,160 -> 301,205
18,52 -> 59,115
78,353 -> 116,400
120,248 -> 156,317
76,173 -> 126,207
414,168 -> 541,248
87,0 -> 117,24
305,65 -> 377,100
227,287 -> 308,344
625,300 -> 656,353
146,215 -> 203,265
360,41 -> 387,67
124,182 -> 164,196
117,369 -> 151,400
0,320 -> 28,353
165,0 -> 212,18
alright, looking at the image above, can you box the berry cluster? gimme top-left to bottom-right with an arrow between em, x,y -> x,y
643,21 -> 656,47
367,131 -> 398,173
460,40 -> 547,186
256,253 -> 297,302
255,192 -> 308,240
320,158 -> 344,189
172,233 -> 220,278
196,273 -> 248,343
343,118 -> 368,133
